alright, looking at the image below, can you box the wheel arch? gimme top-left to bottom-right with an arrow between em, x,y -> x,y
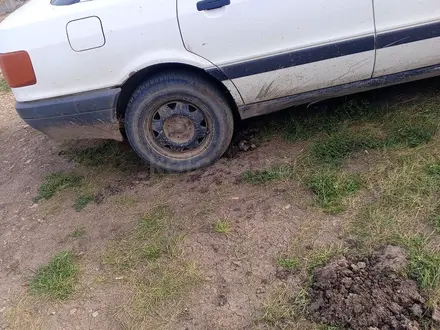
116,63 -> 242,125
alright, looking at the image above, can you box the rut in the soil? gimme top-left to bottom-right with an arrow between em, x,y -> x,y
307,246 -> 437,330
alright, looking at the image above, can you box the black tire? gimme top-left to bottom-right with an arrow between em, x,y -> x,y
124,70 -> 234,172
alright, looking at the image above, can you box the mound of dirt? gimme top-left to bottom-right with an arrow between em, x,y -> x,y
307,246 -> 435,330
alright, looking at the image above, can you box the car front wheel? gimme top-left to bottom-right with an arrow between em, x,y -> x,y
124,71 -> 234,172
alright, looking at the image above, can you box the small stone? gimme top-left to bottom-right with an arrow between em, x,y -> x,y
341,277 -> 353,288
0,307 -> 6,313
115,276 -> 124,280
92,311 -> 99,318
238,140 -> 250,152
432,307 -> 440,322
256,287 -> 266,294
51,311 -> 56,315
25,159 -> 32,164
215,294 -> 227,306
410,304 -> 423,318
283,204 -> 291,210
357,262 -> 366,269
350,264 -> 359,272
250,144 -> 257,150
231,261 -> 241,267
30,203 -> 38,209
69,308 -> 77,315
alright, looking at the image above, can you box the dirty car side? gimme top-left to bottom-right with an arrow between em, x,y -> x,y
1,0 -> 440,141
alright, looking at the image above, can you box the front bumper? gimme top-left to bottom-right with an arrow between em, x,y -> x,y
16,88 -> 123,141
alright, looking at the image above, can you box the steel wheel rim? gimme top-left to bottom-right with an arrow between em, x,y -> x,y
144,100 -> 212,159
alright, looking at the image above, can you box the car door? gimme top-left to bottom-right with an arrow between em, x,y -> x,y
373,0 -> 440,77
177,0 -> 376,104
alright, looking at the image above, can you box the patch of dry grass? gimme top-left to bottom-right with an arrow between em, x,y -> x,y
102,205 -> 202,328
4,294 -> 47,330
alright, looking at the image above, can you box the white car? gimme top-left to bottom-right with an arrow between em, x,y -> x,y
1,0 -> 439,171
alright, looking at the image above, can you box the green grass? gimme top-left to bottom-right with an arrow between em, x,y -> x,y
103,205 -> 201,325
402,236 -> 440,290
34,172 -> 83,202
260,99 -> 373,142
429,214 -> 440,233
260,286 -> 305,328
276,257 -> 299,270
29,251 -> 79,299
317,326 -> 341,330
307,171 -> 362,214
214,220 -> 230,234
74,194 -> 94,212
142,245 -> 162,261
243,165 -> 294,184
256,88 -> 440,327
70,227 -> 86,238
426,163 -> 440,177
104,206 -> 179,270
0,77 -> 10,93
309,131 -> 382,166
384,112 -> 438,148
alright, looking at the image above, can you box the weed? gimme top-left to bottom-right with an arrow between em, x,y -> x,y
307,171 -> 362,214
260,286 -> 301,327
243,165 -> 294,184
276,257 -> 299,270
142,245 -> 162,261
306,247 -> 346,274
70,227 -> 86,238
214,220 -> 230,234
317,325 -> 341,330
430,215 -> 440,233
74,194 -> 94,212
426,163 -> 440,177
34,172 -> 83,202
0,77 -> 10,93
104,206 -> 175,270
402,236 -> 440,290
103,206 -> 201,326
262,99 -> 372,142
309,131 -> 381,166
29,251 -> 79,299
385,117 -> 437,148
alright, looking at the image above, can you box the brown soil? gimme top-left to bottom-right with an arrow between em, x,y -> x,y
0,87 -> 329,329
307,246 -> 434,330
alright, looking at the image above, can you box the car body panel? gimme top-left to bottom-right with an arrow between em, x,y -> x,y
178,0 -> 376,104
1,0 -> 440,142
0,0 -> 241,103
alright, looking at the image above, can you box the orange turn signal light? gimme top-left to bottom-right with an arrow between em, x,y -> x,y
0,51 -> 36,88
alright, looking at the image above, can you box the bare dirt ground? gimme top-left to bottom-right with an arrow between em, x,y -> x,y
1,74 -> 440,330
0,87 -> 337,329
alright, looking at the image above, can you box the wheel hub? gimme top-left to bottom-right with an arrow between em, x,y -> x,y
163,115 -> 195,144
147,101 -> 210,154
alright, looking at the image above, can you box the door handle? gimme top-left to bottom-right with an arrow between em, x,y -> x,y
197,0 -> 230,11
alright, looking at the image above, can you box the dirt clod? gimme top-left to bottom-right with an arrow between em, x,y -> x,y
225,127 -> 260,158
307,246 -> 434,329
